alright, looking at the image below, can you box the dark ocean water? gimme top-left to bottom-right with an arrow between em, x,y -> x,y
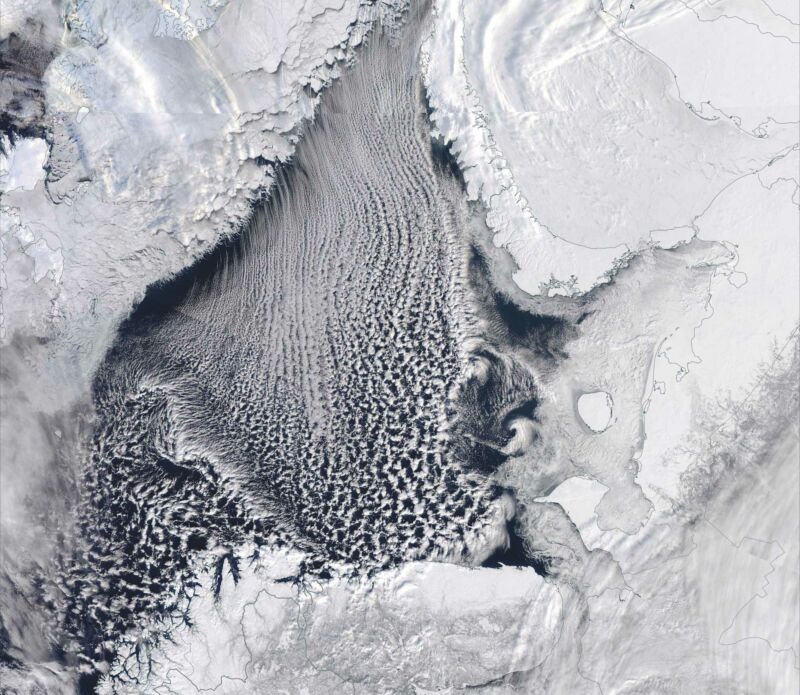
53,14 -> 569,686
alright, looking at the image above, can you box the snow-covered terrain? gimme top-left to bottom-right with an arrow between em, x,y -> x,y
1,0 -> 797,693
1,0 -> 392,687
100,549 -> 562,693
577,391 -> 613,432
2,0 -> 383,356
423,0 -> 798,295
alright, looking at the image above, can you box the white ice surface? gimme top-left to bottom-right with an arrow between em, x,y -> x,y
423,0 -> 799,295
0,137 -> 49,192
2,1 -> 798,692
536,476 -> 609,538
104,551 -> 562,693
0,0 -> 382,573
0,3 -> 384,677
608,0 -> 800,134
1,0 -> 378,361
576,391 -> 614,433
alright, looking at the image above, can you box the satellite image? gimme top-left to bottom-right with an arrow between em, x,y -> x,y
0,0 -> 798,693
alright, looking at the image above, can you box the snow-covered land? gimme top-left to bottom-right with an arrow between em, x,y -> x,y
2,0 -> 383,360
1,0 -> 797,693
423,0 -> 798,296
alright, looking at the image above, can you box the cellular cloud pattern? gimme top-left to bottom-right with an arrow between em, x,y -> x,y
55,16 -> 557,670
